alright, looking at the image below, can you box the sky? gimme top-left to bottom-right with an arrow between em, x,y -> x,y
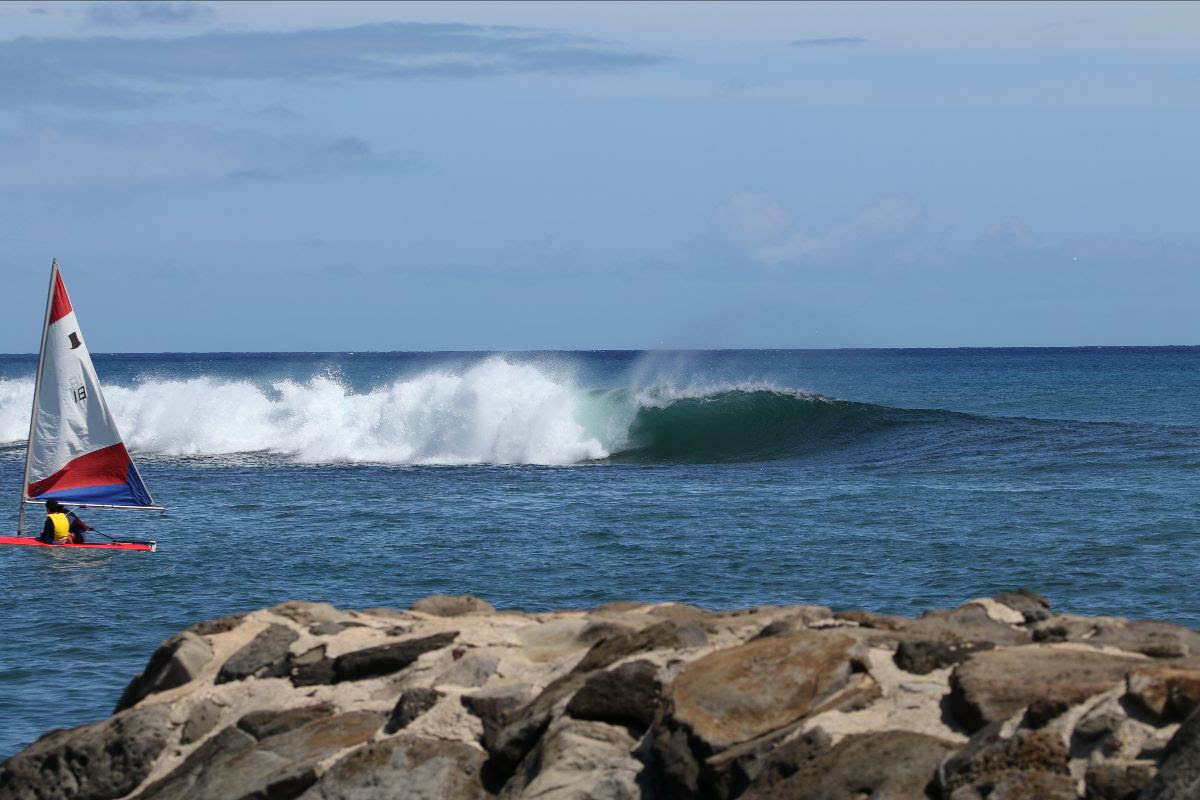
0,0 -> 1197,351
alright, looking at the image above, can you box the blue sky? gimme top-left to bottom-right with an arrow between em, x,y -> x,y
0,0 -> 1196,351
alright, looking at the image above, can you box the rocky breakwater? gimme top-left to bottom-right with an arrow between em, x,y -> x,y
6,590 -> 1200,799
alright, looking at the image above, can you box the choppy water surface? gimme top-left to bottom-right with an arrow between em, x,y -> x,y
1,348 -> 1198,757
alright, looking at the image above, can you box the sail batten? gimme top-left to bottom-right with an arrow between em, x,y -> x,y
21,262 -> 159,510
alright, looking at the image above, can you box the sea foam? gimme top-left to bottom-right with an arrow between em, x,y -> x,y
0,359 -> 612,465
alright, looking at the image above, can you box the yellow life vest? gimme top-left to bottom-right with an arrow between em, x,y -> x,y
48,512 -> 71,543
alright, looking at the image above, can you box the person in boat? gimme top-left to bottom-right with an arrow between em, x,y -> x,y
39,499 -> 92,545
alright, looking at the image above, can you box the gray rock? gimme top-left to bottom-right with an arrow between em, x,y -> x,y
461,685 -> 534,751
289,632 -> 457,687
186,611 -> 248,636
333,631 -> 459,683
237,703 -> 335,740
893,639 -> 994,675
290,644 -> 335,686
740,730 -> 957,800
499,717 -> 641,800
269,600 -> 342,627
436,652 -> 498,688
300,734 -> 488,800
1139,704 -> 1200,798
0,704 -> 170,800
385,688 -> 443,734
180,697 -> 223,745
115,631 -> 214,711
216,623 -> 299,683
573,619 -> 708,675
1033,616 -> 1200,659
139,710 -> 383,800
565,659 -> 663,732
992,588 -> 1052,623
409,594 -> 496,617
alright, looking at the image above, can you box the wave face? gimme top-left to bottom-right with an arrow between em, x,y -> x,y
603,389 -> 929,463
0,358 -> 942,466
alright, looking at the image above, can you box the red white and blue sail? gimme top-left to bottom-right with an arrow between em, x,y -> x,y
22,263 -> 156,509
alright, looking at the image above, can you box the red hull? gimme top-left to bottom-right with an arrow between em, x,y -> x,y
0,535 -> 155,552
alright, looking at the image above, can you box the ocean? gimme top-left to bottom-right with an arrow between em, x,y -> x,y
1,347 -> 1198,758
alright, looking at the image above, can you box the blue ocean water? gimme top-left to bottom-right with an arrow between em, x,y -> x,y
1,347 -> 1198,758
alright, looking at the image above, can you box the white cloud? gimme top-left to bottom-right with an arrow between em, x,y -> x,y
717,193 -> 922,267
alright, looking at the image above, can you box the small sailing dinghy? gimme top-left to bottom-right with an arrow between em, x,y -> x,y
1,260 -> 162,552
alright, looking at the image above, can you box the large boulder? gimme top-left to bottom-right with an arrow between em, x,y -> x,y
937,724 -> 1075,799
1140,705 -> 1200,799
216,623 -> 299,683
949,645 -> 1146,731
498,717 -> 641,799
665,631 -> 873,754
300,734 -> 488,800
648,631 -> 877,796
116,631 -> 213,710
740,730 -> 958,800
0,704 -> 170,800
138,709 -> 383,799
291,631 -> 458,686
409,595 -> 496,618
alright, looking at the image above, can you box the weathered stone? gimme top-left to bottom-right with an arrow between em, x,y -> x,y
949,645 -> 1144,732
1075,708 -> 1126,742
270,600 -> 342,626
237,704 -> 335,740
565,659 -> 663,732
740,730 -> 957,800
0,704 -> 170,800
385,688 -> 444,734
309,621 -> 346,636
410,594 -> 496,617
913,603 -> 1032,646
300,734 -> 488,800
1140,705 -> 1200,799
186,611 -> 248,636
833,609 -> 911,630
290,644 -> 335,686
115,631 -> 214,710
216,623 -> 299,683
948,771 -> 1077,799
894,639 -> 993,675
180,697 -> 223,745
700,727 -> 831,799
436,652 -> 498,688
1127,665 -> 1200,722
1033,616 -> 1200,659
1085,760 -> 1156,799
136,724 -> 257,800
937,725 -> 1072,799
992,588 -> 1051,623
664,631 -> 872,754
460,685 -> 534,756
139,711 -> 384,800
500,717 -> 640,800
573,619 -> 708,675
334,631 -> 458,683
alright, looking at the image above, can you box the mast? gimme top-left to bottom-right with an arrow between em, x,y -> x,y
17,260 -> 59,535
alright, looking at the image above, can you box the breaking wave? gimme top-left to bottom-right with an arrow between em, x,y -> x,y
0,358 -> 946,465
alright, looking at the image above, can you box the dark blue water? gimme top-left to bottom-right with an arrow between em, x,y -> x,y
1,348 -> 1198,758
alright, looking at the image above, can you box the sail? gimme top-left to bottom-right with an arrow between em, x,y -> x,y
22,263 -> 156,508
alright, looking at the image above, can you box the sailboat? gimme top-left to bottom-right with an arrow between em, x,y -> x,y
1,260 -> 162,552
